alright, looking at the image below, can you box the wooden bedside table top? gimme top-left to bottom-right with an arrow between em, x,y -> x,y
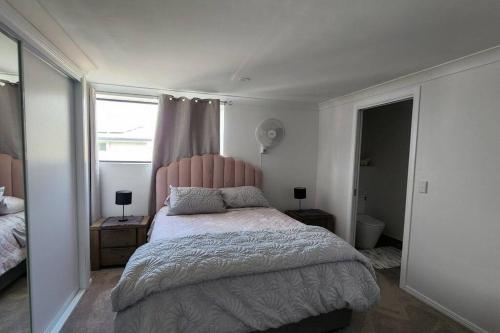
284,209 -> 332,218
285,209 -> 335,232
91,216 -> 150,230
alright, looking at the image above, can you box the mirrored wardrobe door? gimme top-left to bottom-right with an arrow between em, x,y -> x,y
0,29 -> 30,332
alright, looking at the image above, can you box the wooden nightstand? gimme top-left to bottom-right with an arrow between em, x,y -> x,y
90,216 -> 150,270
285,209 -> 335,232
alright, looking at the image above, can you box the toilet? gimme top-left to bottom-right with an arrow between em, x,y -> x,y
356,214 -> 385,249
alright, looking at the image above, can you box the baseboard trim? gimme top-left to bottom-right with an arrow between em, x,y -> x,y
402,285 -> 486,333
46,288 -> 86,333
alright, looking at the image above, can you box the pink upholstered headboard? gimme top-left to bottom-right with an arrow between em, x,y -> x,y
156,154 -> 262,212
0,153 -> 24,199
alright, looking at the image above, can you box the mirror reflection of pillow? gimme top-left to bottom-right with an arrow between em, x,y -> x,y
13,224 -> 26,248
0,196 -> 25,215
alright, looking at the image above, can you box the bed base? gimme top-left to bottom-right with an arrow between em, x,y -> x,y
257,308 -> 352,333
0,260 -> 26,292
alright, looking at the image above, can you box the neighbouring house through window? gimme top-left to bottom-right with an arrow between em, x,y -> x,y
96,94 -> 159,162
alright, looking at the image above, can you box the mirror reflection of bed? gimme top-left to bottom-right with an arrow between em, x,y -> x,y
0,30 -> 29,333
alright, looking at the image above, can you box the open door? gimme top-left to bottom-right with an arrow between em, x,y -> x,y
350,93 -> 419,288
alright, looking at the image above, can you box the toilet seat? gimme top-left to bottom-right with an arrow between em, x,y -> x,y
356,214 -> 385,249
357,214 -> 385,227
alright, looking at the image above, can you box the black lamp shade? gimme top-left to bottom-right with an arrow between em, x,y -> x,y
294,187 -> 306,200
115,190 -> 132,205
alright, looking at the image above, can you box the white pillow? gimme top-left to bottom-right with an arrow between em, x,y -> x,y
167,186 -> 226,215
0,186 -> 5,200
0,196 -> 25,215
220,186 -> 270,208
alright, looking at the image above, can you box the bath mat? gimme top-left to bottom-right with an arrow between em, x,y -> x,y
360,246 -> 401,269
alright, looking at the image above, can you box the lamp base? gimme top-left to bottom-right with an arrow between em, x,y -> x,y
119,205 -> 128,222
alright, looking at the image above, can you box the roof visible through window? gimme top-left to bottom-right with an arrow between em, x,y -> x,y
96,94 -> 158,162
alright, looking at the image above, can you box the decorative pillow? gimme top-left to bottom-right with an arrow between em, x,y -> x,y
0,196 -> 25,215
220,186 -> 270,208
0,186 -> 4,200
163,194 -> 170,206
167,186 -> 226,215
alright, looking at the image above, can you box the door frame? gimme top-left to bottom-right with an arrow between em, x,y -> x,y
349,86 -> 421,287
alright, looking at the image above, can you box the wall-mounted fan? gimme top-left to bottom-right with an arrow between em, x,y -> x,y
255,118 -> 285,154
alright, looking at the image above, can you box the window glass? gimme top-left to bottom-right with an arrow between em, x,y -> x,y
96,95 -> 158,162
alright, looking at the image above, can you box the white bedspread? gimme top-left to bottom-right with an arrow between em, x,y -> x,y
0,212 -> 26,275
149,207 -> 305,242
114,207 -> 379,333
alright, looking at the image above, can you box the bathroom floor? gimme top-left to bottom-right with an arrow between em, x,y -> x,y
357,234 -> 403,269
361,247 -> 401,269
376,234 -> 402,249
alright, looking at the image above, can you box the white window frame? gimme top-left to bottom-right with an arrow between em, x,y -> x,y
96,93 -> 159,163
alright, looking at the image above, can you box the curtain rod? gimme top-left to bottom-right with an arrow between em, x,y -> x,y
96,91 -> 230,105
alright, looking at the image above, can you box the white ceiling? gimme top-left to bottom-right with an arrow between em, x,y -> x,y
10,0 -> 500,102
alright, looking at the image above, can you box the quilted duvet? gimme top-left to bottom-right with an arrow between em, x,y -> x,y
112,226 -> 379,333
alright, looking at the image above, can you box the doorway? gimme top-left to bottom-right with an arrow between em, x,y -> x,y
351,97 -> 415,284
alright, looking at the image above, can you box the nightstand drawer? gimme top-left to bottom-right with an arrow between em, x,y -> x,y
90,215 -> 150,270
284,209 -> 335,232
302,217 -> 331,228
101,247 -> 136,267
101,229 -> 136,248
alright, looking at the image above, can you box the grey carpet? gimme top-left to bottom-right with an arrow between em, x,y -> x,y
0,276 -> 30,333
62,268 -> 471,333
338,268 -> 470,333
360,246 -> 402,269
62,268 -> 122,333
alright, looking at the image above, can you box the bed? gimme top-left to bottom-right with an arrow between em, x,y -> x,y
112,155 -> 379,333
0,153 -> 26,291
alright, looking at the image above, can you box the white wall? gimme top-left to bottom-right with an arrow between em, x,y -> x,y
223,99 -> 319,210
99,162 -> 151,218
98,99 -> 319,216
358,100 -> 412,241
23,49 -> 80,333
316,48 -> 500,332
315,103 -> 357,240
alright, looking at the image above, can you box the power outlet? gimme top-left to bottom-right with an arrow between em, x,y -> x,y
418,181 -> 429,193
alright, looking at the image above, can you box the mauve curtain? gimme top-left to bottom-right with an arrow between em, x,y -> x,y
89,86 -> 101,223
149,94 -> 220,215
0,83 -> 22,159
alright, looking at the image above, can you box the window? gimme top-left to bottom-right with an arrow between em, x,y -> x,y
96,94 -> 158,162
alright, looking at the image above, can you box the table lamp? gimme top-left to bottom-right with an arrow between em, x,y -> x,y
115,190 -> 132,222
294,187 -> 306,211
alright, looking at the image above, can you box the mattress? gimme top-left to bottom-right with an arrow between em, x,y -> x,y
114,207 -> 379,333
0,211 -> 26,276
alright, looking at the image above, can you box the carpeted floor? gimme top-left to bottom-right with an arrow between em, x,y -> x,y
337,268 -> 470,333
62,268 -> 123,333
0,276 -> 30,333
62,268 -> 471,333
